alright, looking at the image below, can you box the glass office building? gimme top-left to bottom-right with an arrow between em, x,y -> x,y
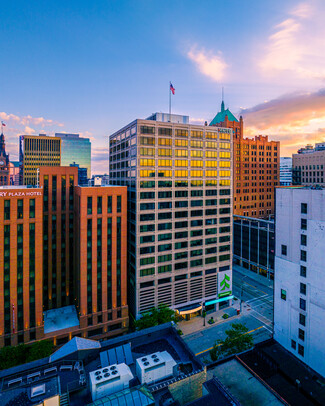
55,133 -> 91,178
109,113 -> 233,319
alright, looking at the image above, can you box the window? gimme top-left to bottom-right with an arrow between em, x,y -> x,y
281,245 -> 287,256
107,196 -> 112,213
97,197 -> 102,214
298,328 -> 305,341
299,313 -> 306,326
298,344 -> 304,357
17,199 -> 23,219
300,265 -> 307,277
117,195 -> 121,212
291,340 -> 296,350
300,283 -> 306,295
4,200 -> 10,220
301,203 -> 307,214
158,264 -> 172,273
300,298 -> 306,311
301,234 -> 307,246
140,268 -> 155,277
87,197 -> 92,215
301,218 -> 307,230
300,250 -> 307,262
281,289 -> 286,300
29,199 -> 35,219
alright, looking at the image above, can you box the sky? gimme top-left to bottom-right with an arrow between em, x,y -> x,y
1,0 -> 325,174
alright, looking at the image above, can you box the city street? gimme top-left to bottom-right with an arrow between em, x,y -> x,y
183,266 -> 274,358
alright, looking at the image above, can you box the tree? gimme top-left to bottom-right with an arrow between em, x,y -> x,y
210,323 -> 254,361
135,304 -> 176,331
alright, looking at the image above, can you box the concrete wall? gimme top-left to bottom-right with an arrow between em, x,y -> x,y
169,368 -> 207,406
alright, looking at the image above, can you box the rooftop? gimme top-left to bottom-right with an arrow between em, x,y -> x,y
44,305 -> 80,335
209,101 -> 239,126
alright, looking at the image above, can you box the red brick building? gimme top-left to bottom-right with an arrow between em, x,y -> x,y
210,101 -> 279,218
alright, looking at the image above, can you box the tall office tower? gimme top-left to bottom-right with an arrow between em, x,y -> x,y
109,113 -> 233,319
0,186 -> 44,347
55,133 -> 91,179
210,101 -> 279,218
19,135 -> 61,185
274,187 -> 325,377
0,128 -> 10,186
279,157 -> 292,186
292,142 -> 325,186
39,166 -> 78,311
74,186 -> 129,339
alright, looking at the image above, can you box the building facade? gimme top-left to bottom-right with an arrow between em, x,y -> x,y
279,157 -> 292,186
109,114 -> 233,318
233,215 -> 275,279
56,133 -> 91,178
292,143 -> 325,186
210,102 -> 280,218
0,186 -> 44,347
9,161 -> 20,185
19,135 -> 61,185
274,187 -> 325,377
39,166 -> 78,311
74,186 -> 128,339
0,129 -> 10,186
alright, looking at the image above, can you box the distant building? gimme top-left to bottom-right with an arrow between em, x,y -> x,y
279,157 -> 292,186
210,101 -> 280,218
274,187 -> 325,378
292,142 -> 325,186
109,113 -> 233,319
0,127 -> 10,186
70,162 -> 88,186
19,134 -> 61,185
55,133 -> 91,178
233,215 -> 275,280
9,161 -> 20,185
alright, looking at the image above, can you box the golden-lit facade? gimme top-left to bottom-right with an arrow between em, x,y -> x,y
19,135 -> 61,185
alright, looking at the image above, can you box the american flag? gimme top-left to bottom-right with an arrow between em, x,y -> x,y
170,83 -> 175,95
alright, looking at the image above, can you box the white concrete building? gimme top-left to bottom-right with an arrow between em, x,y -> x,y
279,157 -> 292,186
274,187 -> 325,377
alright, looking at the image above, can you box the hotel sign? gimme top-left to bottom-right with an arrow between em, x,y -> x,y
0,191 -> 43,197
218,271 -> 232,298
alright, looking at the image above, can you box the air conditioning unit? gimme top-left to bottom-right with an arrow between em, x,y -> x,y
136,351 -> 177,384
89,363 -> 133,401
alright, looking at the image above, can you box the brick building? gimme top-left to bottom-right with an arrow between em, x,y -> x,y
0,186 -> 44,347
210,101 -> 279,218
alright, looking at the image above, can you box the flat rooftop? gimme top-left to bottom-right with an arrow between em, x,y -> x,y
44,305 -> 79,334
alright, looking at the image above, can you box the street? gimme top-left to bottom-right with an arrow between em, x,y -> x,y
183,266 -> 274,358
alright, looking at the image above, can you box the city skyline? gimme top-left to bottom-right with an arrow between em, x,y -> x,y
1,0 -> 325,173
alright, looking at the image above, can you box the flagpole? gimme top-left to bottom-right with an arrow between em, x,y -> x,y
169,82 -> 171,121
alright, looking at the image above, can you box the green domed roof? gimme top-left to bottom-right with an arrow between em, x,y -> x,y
209,101 -> 239,126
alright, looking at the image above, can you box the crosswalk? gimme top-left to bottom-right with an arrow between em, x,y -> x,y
245,293 -> 274,333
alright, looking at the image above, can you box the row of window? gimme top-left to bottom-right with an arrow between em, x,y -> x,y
139,158 -> 230,168
4,199 -> 35,220
139,169 -> 230,177
139,180 -> 231,187
139,126 -> 231,140
87,195 -> 121,215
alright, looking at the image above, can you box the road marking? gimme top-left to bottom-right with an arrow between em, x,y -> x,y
194,326 -> 264,356
233,279 -> 269,296
246,294 -> 269,304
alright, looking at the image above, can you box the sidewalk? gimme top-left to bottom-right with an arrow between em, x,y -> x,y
178,301 -> 241,336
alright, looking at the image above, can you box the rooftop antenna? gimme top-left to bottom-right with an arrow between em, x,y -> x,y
221,87 -> 225,112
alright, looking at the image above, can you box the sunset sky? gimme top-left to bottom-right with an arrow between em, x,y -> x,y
1,0 -> 325,174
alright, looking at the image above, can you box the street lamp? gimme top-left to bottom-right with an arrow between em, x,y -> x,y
201,303 -> 206,326
240,275 -> 248,313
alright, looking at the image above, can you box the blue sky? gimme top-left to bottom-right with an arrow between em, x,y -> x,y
2,0 -> 325,173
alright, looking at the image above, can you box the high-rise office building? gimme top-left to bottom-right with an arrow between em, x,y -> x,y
74,186 -> 128,339
292,142 -> 325,186
274,187 -> 325,377
19,135 -> 61,185
39,166 -> 78,311
0,186 -> 44,347
210,101 -> 280,218
280,157 -> 292,186
0,128 -> 10,186
56,133 -> 91,178
109,113 -> 233,319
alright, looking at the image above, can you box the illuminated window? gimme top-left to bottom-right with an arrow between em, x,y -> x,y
175,170 -> 188,177
206,141 -> 218,149
140,170 -> 155,177
206,170 -> 218,177
175,149 -> 188,157
220,170 -> 231,177
140,147 -> 155,156
220,161 -> 231,167
175,160 -> 188,167
219,151 -> 231,158
158,148 -> 172,157
191,180 -> 203,186
206,151 -> 218,158
191,160 -> 203,167
219,132 -> 231,140
191,150 -> 203,157
191,140 -> 203,148
158,170 -> 172,178
140,137 -> 155,145
206,180 -> 217,186
158,159 -> 172,167
191,130 -> 203,138
206,131 -> 218,139
175,139 -> 188,147
219,179 -> 231,186
158,138 -> 173,146
205,161 -> 218,168
140,159 -> 155,166
175,129 -> 188,137
220,142 -> 231,149
191,170 -> 203,177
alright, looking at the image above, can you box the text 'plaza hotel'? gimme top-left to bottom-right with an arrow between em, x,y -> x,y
109,113 -> 233,319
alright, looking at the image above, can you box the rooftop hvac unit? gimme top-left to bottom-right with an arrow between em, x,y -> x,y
136,351 -> 177,384
89,363 -> 133,401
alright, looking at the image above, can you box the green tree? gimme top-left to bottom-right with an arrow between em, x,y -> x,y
135,304 -> 176,330
210,323 -> 254,361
